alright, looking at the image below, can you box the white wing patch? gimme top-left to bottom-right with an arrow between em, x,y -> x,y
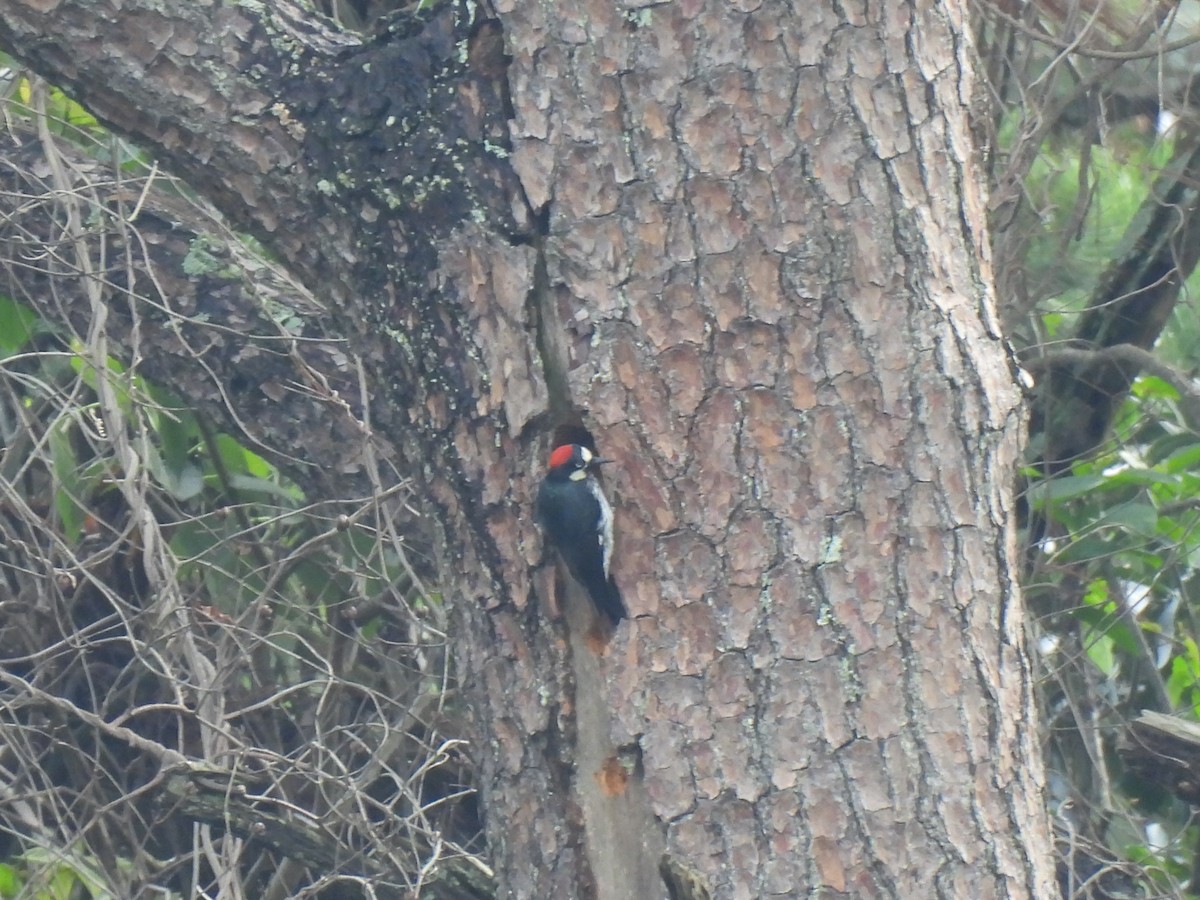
594,483 -> 614,577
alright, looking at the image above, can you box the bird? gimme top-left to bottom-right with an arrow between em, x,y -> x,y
535,443 -> 627,625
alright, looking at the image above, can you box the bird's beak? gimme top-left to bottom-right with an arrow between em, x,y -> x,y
592,457 -> 612,467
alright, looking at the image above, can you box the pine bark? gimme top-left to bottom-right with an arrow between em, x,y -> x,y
0,0 -> 1056,896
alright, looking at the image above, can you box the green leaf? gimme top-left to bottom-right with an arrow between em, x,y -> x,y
227,473 -> 297,503
1105,619 -> 1142,658
145,441 -> 205,502
0,294 -> 40,356
155,406 -> 197,476
1102,468 -> 1177,489
49,419 -> 83,543
68,342 -> 136,415
1051,534 -> 1112,565
0,863 -> 21,897
1083,627 -> 1116,676
1186,637 -> 1200,673
17,847 -> 115,900
290,559 -> 343,606
1096,501 -> 1160,539
1131,375 -> 1181,401
210,433 -> 276,481
1082,578 -> 1109,607
48,87 -> 100,132
1032,473 -> 1108,504
1041,311 -> 1065,337
1161,442 -> 1200,474
1167,655 -> 1195,708
170,519 -> 222,570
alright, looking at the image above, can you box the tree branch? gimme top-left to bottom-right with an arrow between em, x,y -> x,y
0,127 -> 373,498
1028,140 -> 1200,472
1022,342 -> 1200,430
0,0 -> 533,288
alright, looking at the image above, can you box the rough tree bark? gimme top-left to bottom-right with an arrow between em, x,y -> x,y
0,0 -> 1056,897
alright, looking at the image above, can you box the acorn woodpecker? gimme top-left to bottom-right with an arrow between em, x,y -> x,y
536,443 -> 627,625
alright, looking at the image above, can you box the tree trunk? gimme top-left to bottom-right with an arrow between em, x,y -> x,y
0,0 -> 1056,896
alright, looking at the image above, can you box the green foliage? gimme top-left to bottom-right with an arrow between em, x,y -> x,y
1031,384 -> 1200,625
1016,121 -> 1200,888
14,75 -> 102,137
1028,365 -> 1200,884
0,287 -> 441,895
0,294 -> 40,356
1,848 -> 126,900
1017,127 -> 1172,308
1158,293 -> 1200,372
0,863 -> 19,898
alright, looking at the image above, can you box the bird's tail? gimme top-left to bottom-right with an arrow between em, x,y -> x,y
589,576 -> 627,626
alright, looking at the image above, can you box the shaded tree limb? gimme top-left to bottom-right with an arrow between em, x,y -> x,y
1121,711 -> 1200,807
0,666 -> 495,898
0,127 -> 373,500
162,765 -> 497,900
1028,140 -> 1200,474
1022,342 -> 1200,431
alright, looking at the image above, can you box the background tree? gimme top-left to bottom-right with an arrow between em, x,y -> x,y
976,0 -> 1200,894
0,1 -> 1058,898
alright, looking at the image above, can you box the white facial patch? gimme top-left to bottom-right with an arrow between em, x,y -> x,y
569,468 -> 588,481
578,446 -> 593,464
